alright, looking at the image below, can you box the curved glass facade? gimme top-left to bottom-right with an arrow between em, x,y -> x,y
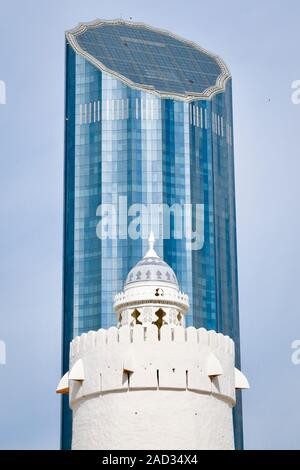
62,26 -> 242,449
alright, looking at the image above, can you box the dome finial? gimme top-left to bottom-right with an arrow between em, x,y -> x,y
144,231 -> 158,258
148,231 -> 155,250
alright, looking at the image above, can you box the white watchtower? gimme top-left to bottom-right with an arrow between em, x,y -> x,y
57,233 -> 249,450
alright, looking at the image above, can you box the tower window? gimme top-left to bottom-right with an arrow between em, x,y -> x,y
131,309 -> 142,325
153,309 -> 166,329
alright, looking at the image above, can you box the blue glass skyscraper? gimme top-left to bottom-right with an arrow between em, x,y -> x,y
62,19 -> 243,449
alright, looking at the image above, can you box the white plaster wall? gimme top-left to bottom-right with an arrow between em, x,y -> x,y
72,390 -> 234,450
69,325 -> 236,450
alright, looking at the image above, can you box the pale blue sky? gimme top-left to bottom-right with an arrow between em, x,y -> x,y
0,0 -> 299,449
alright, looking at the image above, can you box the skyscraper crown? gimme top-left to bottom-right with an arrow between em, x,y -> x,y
66,18 -> 231,100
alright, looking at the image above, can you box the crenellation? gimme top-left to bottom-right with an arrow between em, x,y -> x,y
145,324 -> 158,342
160,324 -> 172,342
132,324 -> 144,342
79,332 -> 88,353
186,326 -> 197,343
70,324 -> 237,358
71,336 -> 80,357
118,325 -> 131,343
107,326 -> 118,344
68,324 -> 236,407
86,330 -> 97,348
208,329 -> 218,348
174,326 -> 185,342
224,335 -> 231,353
198,327 -> 209,346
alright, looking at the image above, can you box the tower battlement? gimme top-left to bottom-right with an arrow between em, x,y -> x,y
69,325 -> 236,405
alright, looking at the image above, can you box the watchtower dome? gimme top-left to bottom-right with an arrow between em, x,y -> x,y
57,234 -> 249,450
114,232 -> 189,329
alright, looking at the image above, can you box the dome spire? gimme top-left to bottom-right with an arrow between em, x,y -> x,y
148,231 -> 155,250
144,231 -> 158,258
